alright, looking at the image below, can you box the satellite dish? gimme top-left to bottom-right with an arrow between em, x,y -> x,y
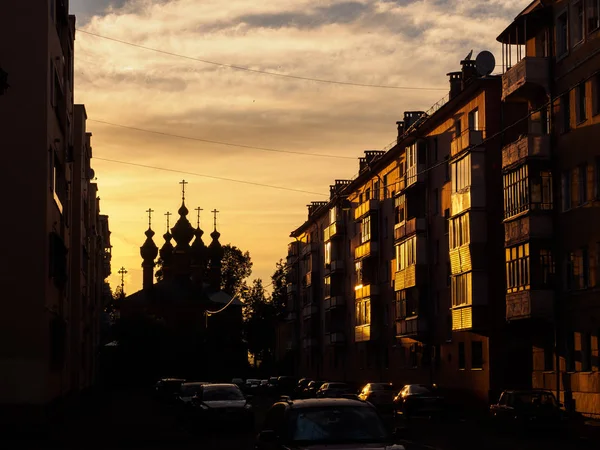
88,168 -> 95,180
476,51 -> 496,76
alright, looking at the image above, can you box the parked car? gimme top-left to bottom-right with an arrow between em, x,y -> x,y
316,382 -> 352,398
490,389 -> 569,430
255,397 -> 398,449
303,380 -> 325,398
154,378 -> 185,404
294,378 -> 313,398
245,378 -> 261,393
191,383 -> 254,431
277,376 -> 297,396
393,384 -> 444,419
231,377 -> 245,389
358,383 -> 396,413
176,381 -> 210,407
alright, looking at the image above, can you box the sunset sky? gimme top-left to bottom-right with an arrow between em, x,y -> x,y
69,0 -> 529,295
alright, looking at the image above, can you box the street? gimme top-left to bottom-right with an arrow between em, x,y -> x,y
2,388 -> 597,450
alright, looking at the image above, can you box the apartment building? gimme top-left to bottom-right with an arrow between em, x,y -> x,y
0,1 -> 112,424
498,0 -> 600,418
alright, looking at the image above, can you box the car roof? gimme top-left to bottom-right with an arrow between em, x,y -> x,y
504,389 -> 554,394
279,398 -> 370,409
181,381 -> 209,386
203,383 -> 239,388
159,378 -> 185,382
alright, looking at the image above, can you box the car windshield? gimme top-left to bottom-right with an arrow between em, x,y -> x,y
371,383 -> 395,391
180,383 -> 203,397
513,392 -> 557,408
202,386 -> 245,401
327,383 -> 348,389
408,385 -> 433,395
288,406 -> 389,444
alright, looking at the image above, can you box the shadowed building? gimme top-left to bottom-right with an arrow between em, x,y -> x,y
120,182 -> 245,382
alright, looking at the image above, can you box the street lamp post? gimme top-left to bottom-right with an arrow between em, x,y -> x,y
0,66 -> 9,95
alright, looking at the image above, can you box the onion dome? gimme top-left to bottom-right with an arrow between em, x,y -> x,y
208,228 -> 224,263
159,229 -> 174,261
191,226 -> 208,263
171,201 -> 195,250
140,227 -> 159,262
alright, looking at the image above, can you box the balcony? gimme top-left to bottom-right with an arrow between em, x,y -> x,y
506,290 -> 554,321
504,214 -> 553,246
502,135 -> 550,170
396,316 -> 427,339
502,57 -> 549,101
354,241 -> 378,260
287,283 -> 297,294
449,245 -> 474,275
394,217 -> 426,242
450,187 -> 486,217
354,199 -> 378,221
324,222 -> 344,241
300,242 -> 319,258
394,265 -> 416,291
355,284 -> 378,300
450,129 -> 484,158
355,324 -> 371,342
328,332 -> 346,345
330,260 -> 344,273
451,305 -> 486,331
304,271 -> 313,287
324,295 -> 345,310
302,303 -> 319,319
288,241 -> 300,258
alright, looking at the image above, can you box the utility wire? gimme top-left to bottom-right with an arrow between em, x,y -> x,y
76,29 -> 447,91
88,119 -> 356,160
94,156 -> 327,196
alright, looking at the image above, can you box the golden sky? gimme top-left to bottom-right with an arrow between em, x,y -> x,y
69,0 -> 529,294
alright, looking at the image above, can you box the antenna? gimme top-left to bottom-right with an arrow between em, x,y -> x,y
475,51 -> 496,77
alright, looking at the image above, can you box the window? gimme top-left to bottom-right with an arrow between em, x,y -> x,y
596,158 -> 600,198
406,143 -> 419,185
557,11 -> 569,57
433,188 -> 439,215
451,154 -> 471,193
395,236 -> 416,272
444,155 -> 450,181
544,341 -> 554,371
361,216 -> 371,243
578,164 -> 588,205
355,261 -> 363,285
374,181 -> 380,200
444,208 -> 450,234
531,170 -> 553,211
454,118 -> 462,137
458,342 -> 466,370
540,249 -> 556,289
432,137 -> 439,162
383,174 -> 388,199
565,332 -> 575,372
566,247 -> 589,290
324,241 -> 332,266
588,0 -> 600,32
365,188 -> 371,201
576,83 -> 587,123
471,341 -> 483,370
449,213 -> 470,249
506,243 -> 530,293
582,332 -> 592,372
395,290 -> 419,319
592,74 -> 600,117
324,276 -> 331,298
561,93 -> 571,132
356,299 -> 371,326
572,1 -> 584,45
451,272 -> 472,307
329,207 -> 337,225
562,170 -> 572,211
395,194 -> 406,225
504,166 -> 529,218
468,108 -> 479,131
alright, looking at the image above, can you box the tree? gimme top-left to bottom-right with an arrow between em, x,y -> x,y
221,245 -> 252,297
271,259 -> 289,319
242,279 -> 276,365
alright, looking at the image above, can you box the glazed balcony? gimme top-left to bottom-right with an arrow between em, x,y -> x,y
328,260 -> 344,273
304,271 -> 314,287
354,241 -> 378,260
394,217 -> 426,242
502,135 -> 550,170
450,129 -> 484,158
504,214 -> 553,246
300,242 -> 319,258
302,337 -> 318,349
355,284 -> 378,300
451,305 -> 486,331
302,303 -> 319,319
324,295 -> 345,310
506,290 -> 554,321
355,324 -> 371,342
396,316 -> 428,340
502,57 -> 549,101
394,266 -> 417,291
324,222 -> 344,241
354,199 -> 378,221
327,332 -> 346,346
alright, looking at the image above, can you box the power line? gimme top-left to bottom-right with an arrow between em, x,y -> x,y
76,29 -> 447,91
88,119 -> 356,160
93,156 -> 327,196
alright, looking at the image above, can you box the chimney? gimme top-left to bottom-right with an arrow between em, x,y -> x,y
404,111 -> 425,129
447,71 -> 462,100
396,121 -> 405,143
461,60 -> 478,89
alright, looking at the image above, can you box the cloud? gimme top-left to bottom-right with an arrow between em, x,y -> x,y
69,0 -> 532,292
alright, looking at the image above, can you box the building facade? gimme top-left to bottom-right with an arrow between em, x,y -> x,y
0,1 -> 112,424
498,0 -> 600,418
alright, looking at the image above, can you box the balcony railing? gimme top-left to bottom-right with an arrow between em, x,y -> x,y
449,246 -> 472,275
330,260 -> 344,272
504,214 -> 553,246
355,284 -> 378,300
450,129 -> 484,158
354,199 -> 378,221
502,135 -> 550,169
302,303 -> 319,318
451,306 -> 473,331
396,316 -> 427,339
354,241 -> 378,260
394,265 -> 416,291
324,222 -> 344,241
506,290 -> 554,321
300,241 -> 319,258
502,57 -> 549,101
355,324 -> 371,342
324,295 -> 345,310
394,217 -> 426,242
